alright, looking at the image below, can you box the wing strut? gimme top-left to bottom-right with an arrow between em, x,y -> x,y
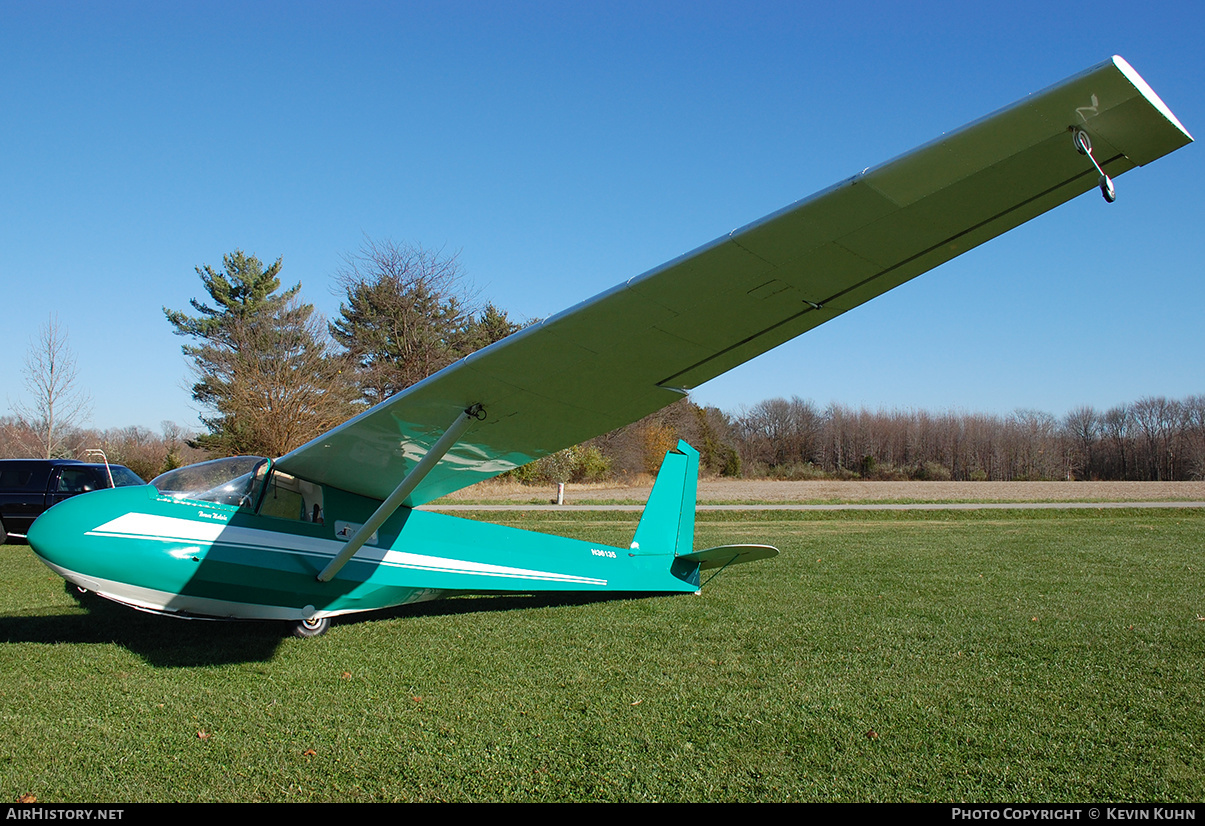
316,403 -> 485,583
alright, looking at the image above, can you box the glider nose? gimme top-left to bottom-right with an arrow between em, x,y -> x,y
27,486 -> 148,586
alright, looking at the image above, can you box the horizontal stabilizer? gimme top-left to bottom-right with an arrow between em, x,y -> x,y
677,544 -> 780,570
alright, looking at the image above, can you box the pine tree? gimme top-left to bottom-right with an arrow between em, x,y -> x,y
331,239 -> 523,407
165,251 -> 355,457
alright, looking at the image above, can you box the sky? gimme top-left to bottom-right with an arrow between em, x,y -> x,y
2,0 -> 1202,435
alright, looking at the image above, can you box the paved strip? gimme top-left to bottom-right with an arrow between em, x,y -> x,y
425,501 -> 1205,512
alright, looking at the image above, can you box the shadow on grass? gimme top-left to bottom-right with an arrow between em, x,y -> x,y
356,590 -> 665,624
0,585 -> 668,667
0,584 -> 289,665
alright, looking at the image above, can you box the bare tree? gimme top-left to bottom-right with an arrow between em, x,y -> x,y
1131,396 -> 1184,481
0,416 -> 38,458
1182,396 -> 1205,480
734,396 -> 823,471
1062,405 -> 1101,480
11,316 -> 91,458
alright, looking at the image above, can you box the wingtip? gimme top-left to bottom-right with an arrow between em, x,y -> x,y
1111,55 -> 1193,142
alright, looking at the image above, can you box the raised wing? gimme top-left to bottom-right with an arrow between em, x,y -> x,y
276,56 -> 1191,505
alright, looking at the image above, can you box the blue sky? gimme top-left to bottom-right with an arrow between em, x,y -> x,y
2,0 -> 1201,433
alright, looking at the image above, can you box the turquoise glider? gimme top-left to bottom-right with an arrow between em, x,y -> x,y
31,443 -> 715,636
26,57 -> 1192,636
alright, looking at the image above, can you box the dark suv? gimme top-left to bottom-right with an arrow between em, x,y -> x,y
0,460 -> 145,543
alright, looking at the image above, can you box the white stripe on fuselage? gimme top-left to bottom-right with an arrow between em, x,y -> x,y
86,512 -> 607,586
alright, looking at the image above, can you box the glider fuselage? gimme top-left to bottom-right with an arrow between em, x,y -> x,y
27,453 -> 703,624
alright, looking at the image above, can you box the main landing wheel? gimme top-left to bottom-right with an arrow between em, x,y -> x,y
292,616 -> 330,638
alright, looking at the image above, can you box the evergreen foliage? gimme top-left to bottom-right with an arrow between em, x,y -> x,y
165,251 -> 355,457
330,239 -> 523,407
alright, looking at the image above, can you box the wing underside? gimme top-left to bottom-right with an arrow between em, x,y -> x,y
276,56 -> 1191,505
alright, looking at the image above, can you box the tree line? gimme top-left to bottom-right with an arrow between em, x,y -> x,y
505,393 -> 1205,484
724,395 -> 1205,482
6,390 -> 1201,484
5,239 -> 1202,483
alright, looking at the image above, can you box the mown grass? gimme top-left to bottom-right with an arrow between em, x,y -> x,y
1,508 -> 1202,802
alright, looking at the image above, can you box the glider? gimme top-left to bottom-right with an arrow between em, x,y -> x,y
27,56 -> 1192,636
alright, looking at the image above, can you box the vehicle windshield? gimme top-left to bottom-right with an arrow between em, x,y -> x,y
150,456 -> 270,506
109,466 -> 145,487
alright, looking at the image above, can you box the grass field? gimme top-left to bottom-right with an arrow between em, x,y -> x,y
1,508 -> 1202,802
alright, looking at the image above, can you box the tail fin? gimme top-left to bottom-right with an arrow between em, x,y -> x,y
630,440 -> 698,558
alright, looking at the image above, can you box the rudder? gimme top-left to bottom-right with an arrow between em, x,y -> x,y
629,440 -> 698,558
